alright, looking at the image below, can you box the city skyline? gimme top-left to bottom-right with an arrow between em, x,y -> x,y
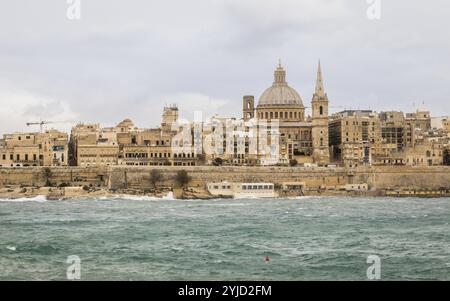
1,1 -> 450,136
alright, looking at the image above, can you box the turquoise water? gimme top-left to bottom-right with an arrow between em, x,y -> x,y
0,196 -> 449,280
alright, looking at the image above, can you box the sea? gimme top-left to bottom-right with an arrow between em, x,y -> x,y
0,195 -> 449,281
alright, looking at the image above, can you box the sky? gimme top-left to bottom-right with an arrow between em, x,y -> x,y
0,0 -> 449,135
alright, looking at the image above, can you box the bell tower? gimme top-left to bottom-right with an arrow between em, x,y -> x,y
311,61 -> 330,165
243,95 -> 255,121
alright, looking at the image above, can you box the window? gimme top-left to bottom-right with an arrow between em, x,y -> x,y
2,154 -> 5,160
319,106 -> 323,115
25,154 -> 28,161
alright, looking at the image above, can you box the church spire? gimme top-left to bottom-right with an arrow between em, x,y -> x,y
313,60 -> 327,101
315,60 -> 325,96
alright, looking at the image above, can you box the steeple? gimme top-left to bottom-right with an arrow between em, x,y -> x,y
313,60 -> 327,101
310,60 -> 330,165
273,60 -> 287,85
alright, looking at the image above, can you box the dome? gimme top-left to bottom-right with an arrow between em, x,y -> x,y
117,118 -> 135,128
258,63 -> 303,107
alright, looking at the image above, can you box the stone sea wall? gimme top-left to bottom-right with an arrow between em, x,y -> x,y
1,165 -> 449,192
0,166 -> 109,188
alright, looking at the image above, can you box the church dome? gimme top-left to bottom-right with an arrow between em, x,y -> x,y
258,63 -> 303,107
117,118 -> 135,128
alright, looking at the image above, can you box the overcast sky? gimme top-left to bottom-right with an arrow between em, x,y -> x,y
1,0 -> 449,135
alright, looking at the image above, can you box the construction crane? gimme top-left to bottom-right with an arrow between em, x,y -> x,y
26,120 -> 75,133
26,121 -> 55,133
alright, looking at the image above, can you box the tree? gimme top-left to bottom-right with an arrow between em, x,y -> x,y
174,170 -> 191,187
43,167 -> 52,187
149,169 -> 163,189
212,157 -> 223,166
444,149 -> 450,166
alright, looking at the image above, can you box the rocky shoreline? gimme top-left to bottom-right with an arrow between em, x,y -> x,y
1,185 -> 450,200
0,185 -> 217,200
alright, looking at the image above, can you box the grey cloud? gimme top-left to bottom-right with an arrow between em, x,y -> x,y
0,0 -> 450,135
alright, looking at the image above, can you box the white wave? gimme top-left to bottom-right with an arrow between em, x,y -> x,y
109,191 -> 176,201
6,246 -> 16,251
163,191 -> 175,200
286,195 -> 329,200
233,195 -> 275,200
0,195 -> 47,202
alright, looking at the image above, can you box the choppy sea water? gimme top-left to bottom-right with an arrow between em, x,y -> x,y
0,195 -> 449,281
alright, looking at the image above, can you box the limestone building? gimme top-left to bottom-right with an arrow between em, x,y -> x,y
118,106 -> 198,167
0,130 -> 68,167
329,110 -> 382,167
69,123 -> 119,167
242,61 -> 331,165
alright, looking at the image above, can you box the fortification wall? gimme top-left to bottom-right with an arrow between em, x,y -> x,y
0,167 -> 109,187
354,166 -> 450,190
0,166 -> 449,191
108,166 -> 348,190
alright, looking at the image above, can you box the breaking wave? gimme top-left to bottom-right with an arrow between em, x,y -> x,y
0,195 -> 47,202
105,191 -> 176,201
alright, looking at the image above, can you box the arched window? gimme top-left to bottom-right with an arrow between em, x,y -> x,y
319,106 -> 323,115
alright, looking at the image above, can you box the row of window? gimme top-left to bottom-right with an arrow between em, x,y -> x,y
16,135 -> 32,141
1,153 -> 37,161
124,161 -> 195,166
125,152 -> 196,158
242,184 -> 274,190
211,185 -> 231,190
258,111 -> 303,120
